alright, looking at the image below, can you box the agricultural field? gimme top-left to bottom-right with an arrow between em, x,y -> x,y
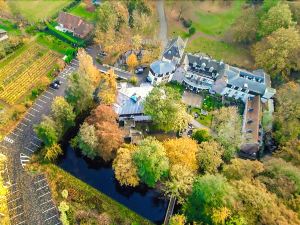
0,43 -> 60,104
165,0 -> 254,69
8,0 -> 72,22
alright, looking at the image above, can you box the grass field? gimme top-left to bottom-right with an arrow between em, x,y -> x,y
8,0 -> 72,22
0,18 -> 21,35
29,163 -> 153,225
68,2 -> 96,22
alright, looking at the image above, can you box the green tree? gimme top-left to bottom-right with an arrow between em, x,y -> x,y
252,28 -> 300,77
197,141 -> 224,174
273,82 -> 300,144
44,144 -> 63,161
212,107 -> 242,161
96,1 -> 117,32
144,86 -> 191,132
192,129 -> 211,143
133,137 -> 169,187
65,73 -> 94,114
73,122 -> 98,159
34,116 -> 58,147
231,8 -> 259,43
184,174 -> 233,224
51,97 -> 75,133
223,158 -> 264,180
259,3 -> 295,37
275,139 -> 300,166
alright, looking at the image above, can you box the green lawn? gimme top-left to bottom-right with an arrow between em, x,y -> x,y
186,36 -> 253,69
190,107 -> 213,127
8,0 -> 72,22
0,18 -> 21,35
193,0 -> 245,36
68,2 -> 96,22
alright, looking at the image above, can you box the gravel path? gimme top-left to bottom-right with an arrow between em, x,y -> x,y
157,0 -> 168,49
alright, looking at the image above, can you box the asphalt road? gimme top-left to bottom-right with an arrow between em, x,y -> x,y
0,60 -> 78,225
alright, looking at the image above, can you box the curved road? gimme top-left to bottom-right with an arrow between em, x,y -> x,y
157,0 -> 168,49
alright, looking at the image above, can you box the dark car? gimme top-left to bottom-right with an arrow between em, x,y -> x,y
98,51 -> 107,57
54,80 -> 62,85
50,82 -> 59,89
187,129 -> 193,137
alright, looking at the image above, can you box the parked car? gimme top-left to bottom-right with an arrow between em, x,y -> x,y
98,51 -> 107,57
187,129 -> 193,137
54,80 -> 62,85
50,82 -> 59,89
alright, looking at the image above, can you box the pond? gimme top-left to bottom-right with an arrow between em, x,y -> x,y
58,144 -> 168,224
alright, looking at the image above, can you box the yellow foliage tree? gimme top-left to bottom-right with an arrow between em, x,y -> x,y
132,34 -> 142,50
112,144 -> 140,187
169,214 -> 186,225
45,144 -> 63,161
212,207 -> 231,225
163,137 -> 198,172
98,69 -> 117,104
126,53 -> 138,71
78,48 -> 100,86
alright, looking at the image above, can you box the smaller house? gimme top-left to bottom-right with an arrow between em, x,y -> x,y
148,60 -> 176,85
0,29 -> 8,42
162,36 -> 187,66
240,95 -> 263,159
57,12 -> 93,39
114,82 -> 153,120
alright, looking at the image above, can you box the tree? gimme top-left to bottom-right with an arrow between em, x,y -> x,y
96,1 -> 117,32
51,97 -> 75,133
126,53 -> 138,71
163,137 -> 198,172
231,8 -> 259,43
275,139 -> 300,166
223,158 -> 264,180
144,86 -> 191,132
192,129 -> 211,143
34,116 -> 58,147
98,69 -> 117,105
77,48 -> 100,86
212,207 -> 231,225
197,141 -> 224,174
184,174 -> 233,224
169,214 -> 186,225
133,137 -> 169,187
252,28 -> 300,77
273,82 -> 300,144
86,105 -> 123,161
73,122 -> 98,159
44,144 -> 63,161
163,164 -> 195,204
212,107 -> 242,161
131,34 -> 142,51
112,144 -> 140,187
65,72 -> 94,114
259,3 -> 295,37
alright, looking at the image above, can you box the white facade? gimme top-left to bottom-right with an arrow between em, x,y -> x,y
148,69 -> 174,85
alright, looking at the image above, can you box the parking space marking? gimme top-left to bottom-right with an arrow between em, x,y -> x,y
45,90 -> 54,96
16,127 -> 23,132
41,199 -> 52,206
0,144 -> 7,149
60,76 -> 66,80
42,206 -> 55,214
35,103 -> 43,108
49,87 -> 57,91
20,122 -> 27,127
34,177 -> 47,184
27,112 -> 35,117
32,108 -> 40,113
30,142 -> 40,148
25,147 -> 34,153
39,191 -> 50,198
16,220 -> 26,225
45,214 -> 58,222
42,95 -> 51,100
11,132 -> 19,137
9,204 -> 23,211
8,197 -> 21,204
37,99 -> 47,104
33,136 -> 42,142
36,184 -> 48,191
24,117 -> 31,122
11,212 -> 24,219
4,136 -> 14,143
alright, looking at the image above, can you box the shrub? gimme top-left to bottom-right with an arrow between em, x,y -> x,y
188,27 -> 196,36
182,18 -> 192,28
129,76 -> 138,85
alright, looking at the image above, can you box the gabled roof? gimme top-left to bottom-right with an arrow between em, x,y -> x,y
150,60 -> 176,75
0,29 -> 7,34
163,36 -> 186,61
57,12 -> 93,38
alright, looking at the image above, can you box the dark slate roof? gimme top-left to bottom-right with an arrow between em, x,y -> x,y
57,12 -> 93,38
163,36 -> 186,61
150,60 -> 176,75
